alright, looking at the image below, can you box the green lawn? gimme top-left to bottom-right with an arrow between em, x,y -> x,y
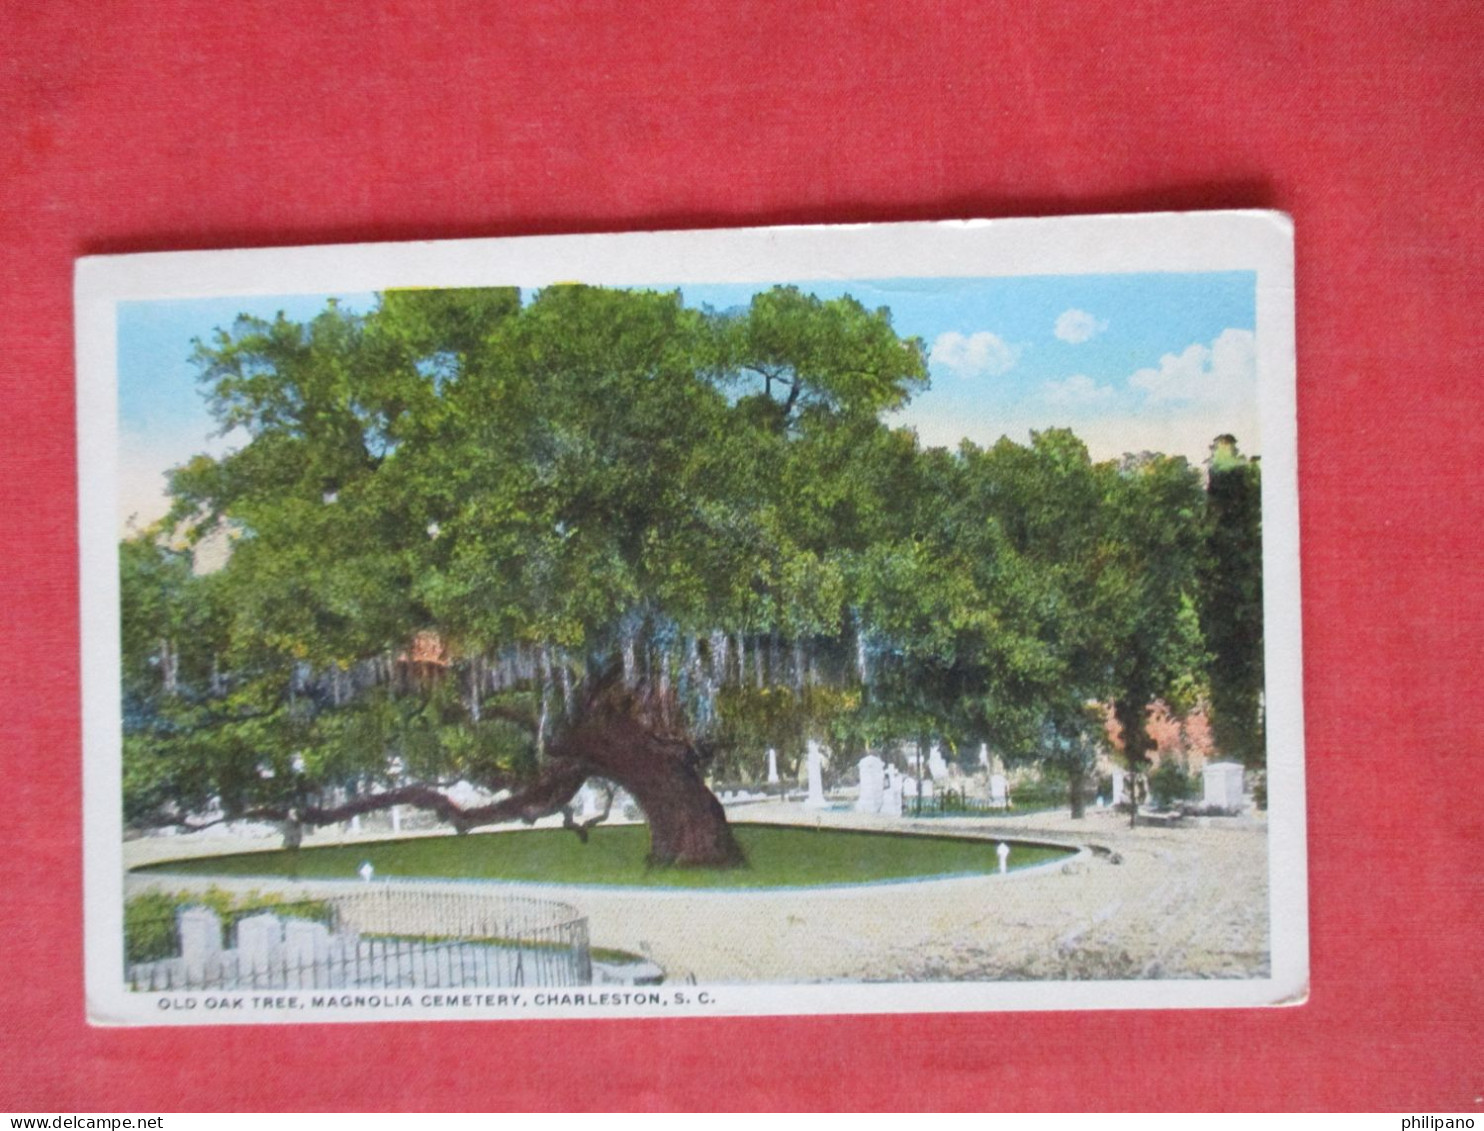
136,824 -> 1073,889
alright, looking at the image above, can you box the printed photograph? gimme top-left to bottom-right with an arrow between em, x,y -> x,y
81,218 -> 1302,1022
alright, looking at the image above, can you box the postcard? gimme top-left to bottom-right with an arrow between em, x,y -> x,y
77,212 -> 1304,1024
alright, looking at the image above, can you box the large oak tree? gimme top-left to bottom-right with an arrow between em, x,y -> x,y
123,283 -> 1250,862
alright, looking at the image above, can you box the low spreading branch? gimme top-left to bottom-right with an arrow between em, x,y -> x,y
149,761 -> 590,840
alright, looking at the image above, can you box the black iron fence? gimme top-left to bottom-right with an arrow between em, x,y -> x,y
903,788 -> 1009,817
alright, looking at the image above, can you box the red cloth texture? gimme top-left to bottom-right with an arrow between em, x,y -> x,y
1,0 -> 1479,1111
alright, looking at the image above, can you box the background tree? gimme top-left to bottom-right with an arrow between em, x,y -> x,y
1098,452 -> 1207,826
714,286 -> 928,429
948,430 -> 1123,816
1198,435 -> 1265,769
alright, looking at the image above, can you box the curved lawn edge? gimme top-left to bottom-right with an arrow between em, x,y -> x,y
128,822 -> 1086,893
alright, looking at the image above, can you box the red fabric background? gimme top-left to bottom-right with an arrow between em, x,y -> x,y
1,0 -> 1479,1112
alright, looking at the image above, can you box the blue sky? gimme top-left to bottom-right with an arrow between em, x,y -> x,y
117,272 -> 1257,531
118,292 -> 377,532
678,272 -> 1257,459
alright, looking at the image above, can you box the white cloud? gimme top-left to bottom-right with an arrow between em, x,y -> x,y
1043,374 -> 1115,407
929,330 -> 1020,379
1054,308 -> 1108,344
1129,328 -> 1256,404
898,324 -> 1261,461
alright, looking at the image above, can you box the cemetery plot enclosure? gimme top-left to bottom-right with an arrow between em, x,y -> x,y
126,887 -> 591,992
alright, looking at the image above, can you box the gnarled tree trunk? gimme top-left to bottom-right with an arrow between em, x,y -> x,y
173,665 -> 745,869
549,674 -> 745,869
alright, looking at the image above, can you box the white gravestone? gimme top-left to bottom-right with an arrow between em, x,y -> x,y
996,841 -> 1010,874
804,739 -> 829,809
855,753 -> 884,814
881,765 -> 902,817
235,912 -> 283,971
390,805 -> 402,834
283,918 -> 332,968
178,906 -> 223,978
978,742 -> 991,769
578,783 -> 603,819
1110,769 -> 1124,806
1203,761 -> 1246,810
445,779 -> 487,807
989,773 -> 1008,808
927,742 -> 950,781
766,748 -> 780,785
359,861 -> 375,882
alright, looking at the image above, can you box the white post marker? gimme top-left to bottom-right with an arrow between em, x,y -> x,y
996,841 -> 1010,875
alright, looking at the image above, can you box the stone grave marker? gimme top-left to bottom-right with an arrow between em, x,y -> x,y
178,906 -> 223,979
578,782 -> 603,819
235,912 -> 284,972
881,765 -> 902,817
855,753 -> 884,814
927,742 -> 950,781
1202,761 -> 1245,810
283,918 -> 332,969
804,739 -> 828,809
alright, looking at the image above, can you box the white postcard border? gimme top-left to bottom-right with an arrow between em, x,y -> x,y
77,212 -> 1304,1025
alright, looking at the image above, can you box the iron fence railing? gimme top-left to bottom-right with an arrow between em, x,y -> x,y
126,886 -> 590,992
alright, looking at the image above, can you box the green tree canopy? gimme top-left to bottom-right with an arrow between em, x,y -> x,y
122,284 -> 1257,862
